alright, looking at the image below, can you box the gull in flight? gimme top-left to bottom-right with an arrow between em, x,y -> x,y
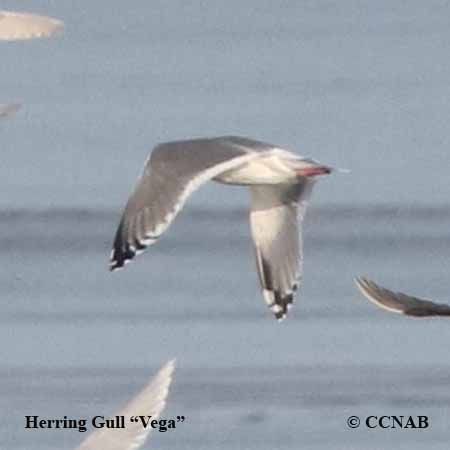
110,136 -> 333,320
0,10 -> 63,41
355,276 -> 450,317
75,359 -> 175,450
0,103 -> 20,119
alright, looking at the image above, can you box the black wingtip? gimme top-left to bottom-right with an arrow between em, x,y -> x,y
109,257 -> 123,272
109,221 -> 137,271
258,256 -> 297,320
265,290 -> 295,321
109,244 -> 137,271
109,223 -> 160,272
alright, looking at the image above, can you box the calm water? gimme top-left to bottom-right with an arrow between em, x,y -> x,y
2,207 -> 450,449
2,0 -> 450,449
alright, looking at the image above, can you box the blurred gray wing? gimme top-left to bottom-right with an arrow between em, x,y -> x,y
110,137 -> 260,270
0,10 -> 63,40
355,277 -> 450,317
76,359 -> 175,450
0,103 -> 20,119
249,181 -> 315,320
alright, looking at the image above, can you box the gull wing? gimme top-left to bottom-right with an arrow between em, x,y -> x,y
355,276 -> 450,317
0,10 -> 63,40
110,137 -> 261,270
76,359 -> 175,450
249,181 -> 315,320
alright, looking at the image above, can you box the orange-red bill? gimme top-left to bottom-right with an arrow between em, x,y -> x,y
296,166 -> 332,177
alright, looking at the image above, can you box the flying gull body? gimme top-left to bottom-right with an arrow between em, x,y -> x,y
0,10 -> 63,41
110,136 -> 332,320
355,277 -> 450,317
75,359 -> 175,450
0,103 -> 20,119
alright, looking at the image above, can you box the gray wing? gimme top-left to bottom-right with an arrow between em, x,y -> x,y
0,103 -> 20,119
249,181 -> 315,320
110,137 -> 261,270
355,277 -> 450,317
0,10 -> 63,40
76,359 -> 175,450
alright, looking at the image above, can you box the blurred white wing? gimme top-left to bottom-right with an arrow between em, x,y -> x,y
76,359 -> 175,450
0,10 -> 63,40
355,277 -> 450,317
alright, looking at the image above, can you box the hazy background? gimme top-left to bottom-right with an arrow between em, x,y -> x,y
1,1 -> 450,449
